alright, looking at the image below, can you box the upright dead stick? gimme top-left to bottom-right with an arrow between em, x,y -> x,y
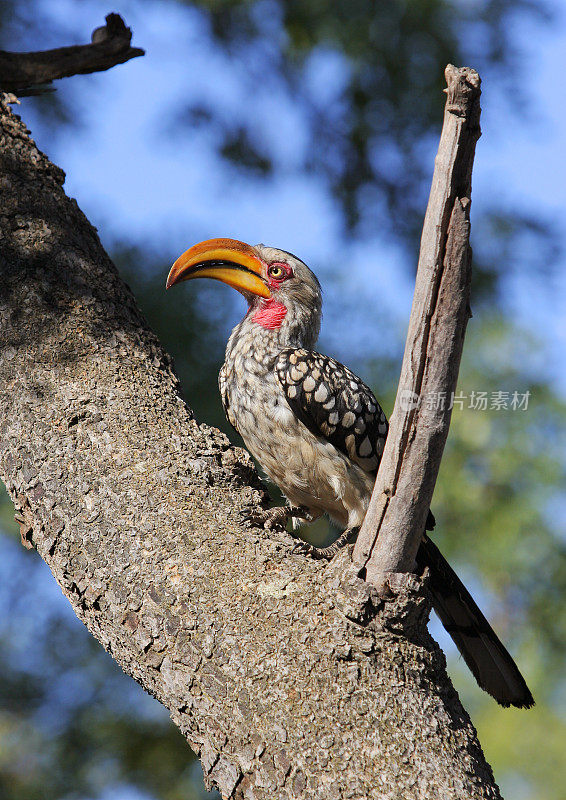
353,65 -> 481,585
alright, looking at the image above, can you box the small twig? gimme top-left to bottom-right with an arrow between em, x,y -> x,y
0,13 -> 144,94
353,65 -> 481,588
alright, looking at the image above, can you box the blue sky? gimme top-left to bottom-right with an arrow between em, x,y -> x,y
17,0 -> 566,390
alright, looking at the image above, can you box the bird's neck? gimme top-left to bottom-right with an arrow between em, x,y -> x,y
225,301 -> 320,368
250,298 -> 288,329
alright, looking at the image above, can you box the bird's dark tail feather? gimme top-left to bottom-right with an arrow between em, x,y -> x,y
416,535 -> 534,709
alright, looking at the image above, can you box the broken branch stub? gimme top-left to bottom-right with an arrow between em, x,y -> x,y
0,13 -> 144,95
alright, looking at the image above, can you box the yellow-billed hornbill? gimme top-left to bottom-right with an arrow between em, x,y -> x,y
167,237 -> 534,709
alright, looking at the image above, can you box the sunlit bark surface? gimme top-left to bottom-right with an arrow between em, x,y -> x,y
0,93 -> 500,799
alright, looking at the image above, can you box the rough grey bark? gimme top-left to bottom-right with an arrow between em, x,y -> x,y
0,89 -> 501,799
0,13 -> 144,94
354,66 -> 481,587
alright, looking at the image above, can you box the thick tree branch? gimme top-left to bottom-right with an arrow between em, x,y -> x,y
0,81 -> 500,799
0,13 -> 144,94
353,65 -> 481,586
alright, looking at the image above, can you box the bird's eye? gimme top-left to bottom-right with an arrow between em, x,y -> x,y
268,264 -> 285,279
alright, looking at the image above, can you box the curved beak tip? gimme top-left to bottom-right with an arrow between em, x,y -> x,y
165,238 -> 270,299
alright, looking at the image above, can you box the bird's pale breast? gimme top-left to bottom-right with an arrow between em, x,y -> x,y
220,331 -> 374,528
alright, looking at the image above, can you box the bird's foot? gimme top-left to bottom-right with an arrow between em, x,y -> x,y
242,505 -> 311,531
292,527 -> 359,561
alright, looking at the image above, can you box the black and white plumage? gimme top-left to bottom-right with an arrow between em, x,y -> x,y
276,348 -> 387,474
167,237 -> 534,709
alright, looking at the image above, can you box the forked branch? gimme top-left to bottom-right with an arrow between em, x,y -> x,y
353,65 -> 481,586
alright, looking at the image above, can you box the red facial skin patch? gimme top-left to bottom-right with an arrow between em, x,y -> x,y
250,262 -> 292,328
252,298 -> 288,329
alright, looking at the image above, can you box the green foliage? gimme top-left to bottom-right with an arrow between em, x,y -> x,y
429,318 -> 566,797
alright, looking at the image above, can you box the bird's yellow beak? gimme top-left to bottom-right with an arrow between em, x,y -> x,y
166,238 -> 271,298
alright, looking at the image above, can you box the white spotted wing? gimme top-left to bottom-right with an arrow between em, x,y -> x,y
275,348 -> 388,475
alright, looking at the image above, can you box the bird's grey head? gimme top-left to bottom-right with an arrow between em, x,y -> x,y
166,238 -> 322,348
250,243 -> 322,343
